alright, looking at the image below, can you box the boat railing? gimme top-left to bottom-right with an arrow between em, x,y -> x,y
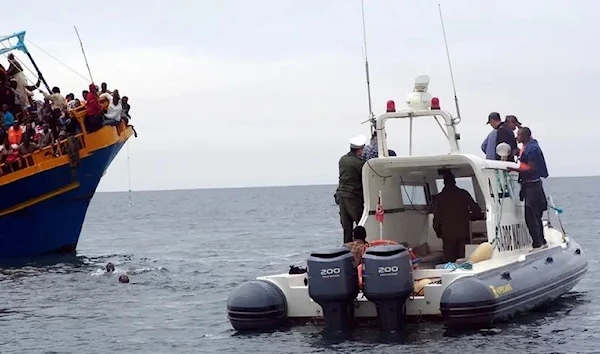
0,133 -> 86,174
0,98 -> 131,179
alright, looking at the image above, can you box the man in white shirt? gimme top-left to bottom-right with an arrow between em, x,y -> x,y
39,86 -> 66,111
103,89 -> 122,127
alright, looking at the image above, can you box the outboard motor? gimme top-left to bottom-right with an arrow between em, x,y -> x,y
362,244 -> 414,332
307,247 -> 359,332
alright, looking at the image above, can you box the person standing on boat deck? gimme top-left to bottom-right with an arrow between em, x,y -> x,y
343,226 -> 368,267
362,131 -> 378,160
504,115 -> 522,133
361,131 -> 397,160
336,135 -> 367,243
433,172 -> 484,262
508,127 -> 549,250
482,112 -> 518,161
6,54 -> 29,108
481,112 -> 499,159
85,84 -> 103,132
39,86 -> 66,111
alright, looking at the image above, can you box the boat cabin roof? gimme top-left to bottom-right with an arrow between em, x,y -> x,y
365,153 -> 518,178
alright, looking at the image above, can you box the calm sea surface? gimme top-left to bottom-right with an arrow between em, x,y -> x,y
1,177 -> 599,353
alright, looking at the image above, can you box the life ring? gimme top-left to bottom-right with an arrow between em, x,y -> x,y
357,240 -> 420,289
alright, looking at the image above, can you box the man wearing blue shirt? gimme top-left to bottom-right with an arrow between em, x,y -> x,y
508,127 -> 549,250
482,112 -> 519,161
2,103 -> 14,126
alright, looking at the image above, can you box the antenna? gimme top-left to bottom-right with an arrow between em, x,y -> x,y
437,4 -> 461,120
360,0 -> 375,132
73,26 -> 94,83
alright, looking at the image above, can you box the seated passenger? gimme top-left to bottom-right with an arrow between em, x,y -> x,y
342,226 -> 368,267
19,138 -> 38,155
103,89 -> 122,127
2,104 -> 15,126
121,96 -> 131,124
66,93 -> 80,111
5,143 -> 20,171
8,122 -> 23,145
99,82 -> 113,100
433,172 -> 484,262
80,90 -> 89,105
37,123 -> 55,148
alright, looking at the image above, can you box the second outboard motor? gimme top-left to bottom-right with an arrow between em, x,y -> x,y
307,247 -> 358,332
362,244 -> 414,332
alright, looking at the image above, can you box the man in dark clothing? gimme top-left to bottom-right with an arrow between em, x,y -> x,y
335,135 -> 367,243
485,112 -> 518,161
433,172 -> 484,262
504,115 -> 522,132
508,127 -> 549,250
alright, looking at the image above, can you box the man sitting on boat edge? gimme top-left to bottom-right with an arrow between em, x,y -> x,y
508,126 -> 549,251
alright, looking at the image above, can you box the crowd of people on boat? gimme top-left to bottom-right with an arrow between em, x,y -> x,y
0,54 -> 132,175
335,110 -> 550,267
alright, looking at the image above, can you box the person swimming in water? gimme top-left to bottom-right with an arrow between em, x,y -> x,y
106,263 -> 115,273
119,274 -> 130,283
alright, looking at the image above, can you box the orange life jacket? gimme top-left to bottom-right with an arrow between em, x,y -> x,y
8,127 -> 23,145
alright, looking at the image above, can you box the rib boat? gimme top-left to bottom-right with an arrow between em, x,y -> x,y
0,31 -> 136,258
226,75 -> 587,331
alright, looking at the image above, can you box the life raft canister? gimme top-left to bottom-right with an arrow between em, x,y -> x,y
357,239 -> 419,289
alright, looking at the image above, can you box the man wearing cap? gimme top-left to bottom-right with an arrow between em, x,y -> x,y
481,112 -> 518,161
335,135 -> 367,243
504,115 -> 522,133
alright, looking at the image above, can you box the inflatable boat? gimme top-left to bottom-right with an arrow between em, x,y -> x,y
226,76 -> 588,332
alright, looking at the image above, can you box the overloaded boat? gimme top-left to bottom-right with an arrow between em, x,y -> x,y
0,31 -> 136,258
226,75 -> 588,332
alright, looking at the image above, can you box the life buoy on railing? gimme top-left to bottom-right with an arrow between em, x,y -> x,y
357,240 -> 419,289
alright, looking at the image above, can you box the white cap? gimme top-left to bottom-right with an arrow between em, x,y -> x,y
349,134 -> 367,149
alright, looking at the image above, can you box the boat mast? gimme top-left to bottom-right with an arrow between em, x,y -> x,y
23,52 -> 51,92
73,26 -> 94,84
437,4 -> 461,121
360,0 -> 376,134
0,31 -> 51,92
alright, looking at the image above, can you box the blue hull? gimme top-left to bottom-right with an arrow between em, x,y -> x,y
440,237 -> 588,325
0,141 -> 125,259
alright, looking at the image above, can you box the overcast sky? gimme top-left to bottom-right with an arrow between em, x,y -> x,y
2,0 -> 598,192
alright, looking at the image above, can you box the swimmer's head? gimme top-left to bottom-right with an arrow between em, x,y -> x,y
106,263 -> 115,273
119,274 -> 129,283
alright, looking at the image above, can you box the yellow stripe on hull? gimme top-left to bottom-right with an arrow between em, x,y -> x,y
0,181 -> 81,217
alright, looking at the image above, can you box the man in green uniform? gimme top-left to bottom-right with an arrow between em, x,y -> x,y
335,135 -> 367,243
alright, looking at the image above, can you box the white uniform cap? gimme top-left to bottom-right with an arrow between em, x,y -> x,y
349,134 -> 367,149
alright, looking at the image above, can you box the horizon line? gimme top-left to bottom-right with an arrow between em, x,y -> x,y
96,174 -> 600,194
